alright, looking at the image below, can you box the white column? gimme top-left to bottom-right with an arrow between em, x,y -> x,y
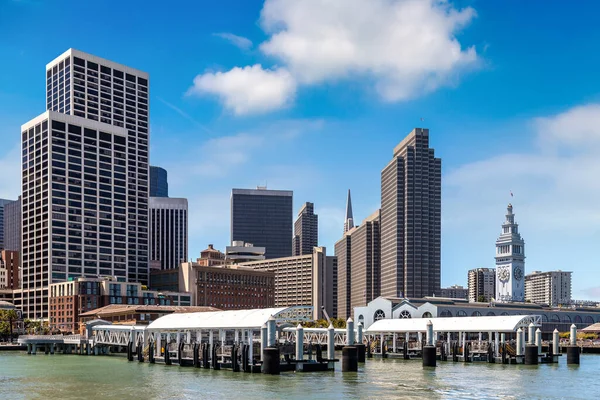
267,316 -> 276,347
156,334 -> 162,356
405,332 -> 409,343
570,324 -> 577,346
248,329 -> 254,365
261,324 -> 267,361
461,332 -> 466,355
209,330 -> 213,347
516,328 -> 523,356
478,332 -> 482,346
346,318 -> 355,345
327,324 -> 335,360
234,330 -> 239,344
552,329 -> 559,354
535,328 -> 542,353
528,323 -> 535,345
495,332 -> 499,357
176,332 -> 181,347
296,324 -> 304,361
357,323 -> 364,344
186,331 -> 191,344
197,330 -> 202,344
426,321 -> 434,346
393,333 -> 397,353
418,332 -> 423,348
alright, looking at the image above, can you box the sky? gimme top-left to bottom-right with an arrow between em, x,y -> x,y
1,0 -> 600,300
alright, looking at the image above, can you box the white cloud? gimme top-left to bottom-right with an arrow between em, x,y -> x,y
213,32 -> 253,50
534,103 -> 600,149
187,64 -> 296,115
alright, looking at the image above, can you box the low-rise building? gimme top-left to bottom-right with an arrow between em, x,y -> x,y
468,268 -> 496,302
197,244 -> 226,266
440,285 -> 468,300
525,270 -> 572,306
225,241 -> 266,264
49,277 -> 192,333
239,246 -> 337,320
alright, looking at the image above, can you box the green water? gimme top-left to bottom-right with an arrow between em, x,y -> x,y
0,352 -> 597,399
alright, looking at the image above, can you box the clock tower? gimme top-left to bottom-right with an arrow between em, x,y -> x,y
495,203 -> 525,302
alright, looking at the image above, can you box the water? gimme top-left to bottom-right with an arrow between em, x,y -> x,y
0,352 -> 597,399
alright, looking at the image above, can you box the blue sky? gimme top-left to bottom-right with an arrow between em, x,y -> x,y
1,0 -> 600,300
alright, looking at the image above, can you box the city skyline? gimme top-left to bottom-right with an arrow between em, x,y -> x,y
2,1 -> 600,300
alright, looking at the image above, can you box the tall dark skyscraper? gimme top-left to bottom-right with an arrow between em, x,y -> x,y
150,166 -> 169,197
149,197 -> 188,270
380,128 -> 441,299
0,199 -> 13,250
3,196 -> 21,252
231,187 -> 293,259
292,202 -> 318,256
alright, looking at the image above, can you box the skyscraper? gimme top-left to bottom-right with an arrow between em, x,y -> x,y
292,202 -> 318,256
16,49 -> 150,319
0,198 -> 15,250
149,197 -> 188,270
3,197 -> 21,252
231,187 -> 293,259
343,189 -> 354,233
495,204 -> 526,302
468,268 -> 496,302
334,231 -> 352,319
150,166 -> 169,197
525,270 -> 571,306
380,128 -> 441,299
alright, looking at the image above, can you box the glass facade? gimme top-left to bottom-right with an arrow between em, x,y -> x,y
149,166 -> 168,197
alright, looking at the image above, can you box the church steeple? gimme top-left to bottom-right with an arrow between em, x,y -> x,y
343,189 -> 354,233
495,203 -> 526,302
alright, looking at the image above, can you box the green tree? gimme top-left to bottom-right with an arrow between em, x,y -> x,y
0,309 -> 19,341
477,295 -> 486,303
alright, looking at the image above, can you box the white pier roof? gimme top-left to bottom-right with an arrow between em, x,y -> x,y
366,315 -> 541,334
146,306 -> 312,331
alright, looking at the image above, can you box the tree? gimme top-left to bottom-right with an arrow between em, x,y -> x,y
0,310 -> 19,341
477,295 -> 486,303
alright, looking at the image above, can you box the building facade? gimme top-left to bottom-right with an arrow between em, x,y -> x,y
468,268 -> 496,302
335,231 -> 352,319
292,202 -> 318,256
495,204 -> 526,303
3,197 -> 21,252
440,285 -> 468,300
231,187 -> 293,259
240,247 -> 337,320
149,197 -> 188,270
0,199 -> 15,250
225,241 -> 266,264
525,270 -> 572,307
180,262 -> 275,310
197,244 -> 226,266
17,49 -> 150,320
380,128 -> 441,299
0,250 -> 20,290
149,166 -> 168,197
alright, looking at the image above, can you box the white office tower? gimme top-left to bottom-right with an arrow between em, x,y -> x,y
495,204 -> 526,303
149,197 -> 188,270
16,50 -> 149,319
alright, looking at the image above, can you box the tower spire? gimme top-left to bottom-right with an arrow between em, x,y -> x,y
343,189 -> 354,233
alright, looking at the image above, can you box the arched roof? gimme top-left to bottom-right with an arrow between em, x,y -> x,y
146,307 -> 309,331
366,315 -> 541,334
0,300 -> 16,309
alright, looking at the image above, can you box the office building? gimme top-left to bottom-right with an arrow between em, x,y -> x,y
197,244 -> 226,267
525,270 -> 572,307
335,230 -> 352,319
440,285 -> 468,300
150,165 -> 168,197
495,204 -> 526,303
0,199 -> 15,250
180,262 -> 275,310
225,241 -> 266,264
3,197 -> 21,252
468,268 -> 496,302
292,202 -> 318,256
343,189 -> 354,234
349,210 -> 381,317
231,187 -> 293,259
49,276 -> 192,333
380,128 -> 441,298
17,49 -> 150,320
0,250 -> 20,290
240,247 -> 336,320
149,197 -> 188,270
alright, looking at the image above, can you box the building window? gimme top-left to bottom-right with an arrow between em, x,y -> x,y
374,310 -> 385,321
399,310 -> 412,319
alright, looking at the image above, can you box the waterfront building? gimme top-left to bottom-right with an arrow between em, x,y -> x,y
355,295 -> 600,333
180,261 -> 275,310
225,241 -> 265,264
239,247 -> 337,320
231,187 -> 293,259
149,197 -> 188,270
335,229 -> 352,319
343,189 -> 354,234
3,196 -> 21,252
468,268 -> 496,302
495,204 -> 526,303
49,276 -> 191,333
197,244 -> 226,267
149,166 -> 168,197
292,202 -> 318,256
525,270 -> 572,307
16,49 -> 150,320
0,250 -> 20,290
440,285 -> 468,300
380,128 -> 441,299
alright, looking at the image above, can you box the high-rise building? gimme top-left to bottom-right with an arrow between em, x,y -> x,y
495,204 -> 526,303
3,197 -> 21,252
380,128 -> 441,299
16,49 -> 150,319
149,197 -> 188,270
231,187 -> 293,259
150,166 -> 168,197
0,250 -> 20,290
0,199 -> 14,250
335,231 -> 352,319
349,210 -> 381,316
292,202 -> 318,256
468,268 -> 496,302
525,270 -> 572,307
343,189 -> 354,234
440,285 -> 468,300
239,247 -> 337,320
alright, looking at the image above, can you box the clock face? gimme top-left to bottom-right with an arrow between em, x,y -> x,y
498,266 -> 510,283
514,266 -> 523,281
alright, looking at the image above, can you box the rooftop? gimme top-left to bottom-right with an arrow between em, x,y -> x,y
79,304 -> 219,318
